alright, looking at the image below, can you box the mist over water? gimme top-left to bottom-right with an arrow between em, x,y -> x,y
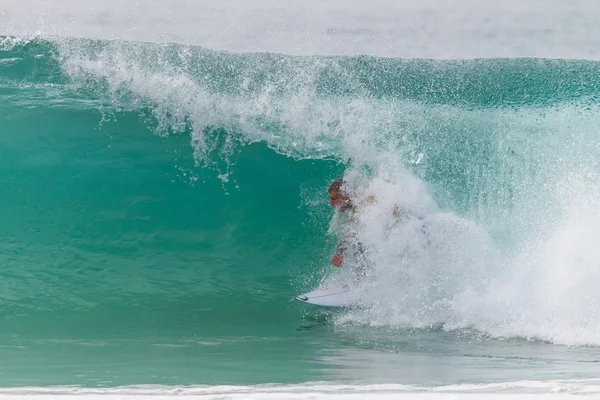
3,0 -> 600,59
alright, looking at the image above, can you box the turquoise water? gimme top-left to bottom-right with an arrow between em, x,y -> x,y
2,36 -> 600,390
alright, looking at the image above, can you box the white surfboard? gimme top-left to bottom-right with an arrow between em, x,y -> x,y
294,283 -> 356,307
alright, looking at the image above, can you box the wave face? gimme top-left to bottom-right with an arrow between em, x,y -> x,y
2,36 -> 600,386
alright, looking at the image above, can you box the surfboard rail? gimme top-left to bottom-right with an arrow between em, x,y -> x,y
294,283 -> 355,307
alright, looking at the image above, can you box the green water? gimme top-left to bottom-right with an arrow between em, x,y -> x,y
0,104 -> 336,385
1,37 -> 600,387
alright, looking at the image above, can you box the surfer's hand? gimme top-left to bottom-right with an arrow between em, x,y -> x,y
331,253 -> 343,267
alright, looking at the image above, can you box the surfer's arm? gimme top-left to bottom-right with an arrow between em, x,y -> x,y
332,240 -> 365,268
332,242 -> 346,267
331,240 -> 350,267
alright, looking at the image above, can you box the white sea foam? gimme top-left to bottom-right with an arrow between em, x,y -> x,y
326,104 -> 600,346
1,381 -> 600,399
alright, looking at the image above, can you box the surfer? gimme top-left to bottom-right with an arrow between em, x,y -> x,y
328,178 -> 423,277
327,178 -> 376,278
328,178 -> 358,268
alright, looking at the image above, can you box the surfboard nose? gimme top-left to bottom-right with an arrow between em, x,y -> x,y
295,295 -> 308,302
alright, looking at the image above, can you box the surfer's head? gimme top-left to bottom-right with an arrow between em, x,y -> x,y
328,178 -> 352,211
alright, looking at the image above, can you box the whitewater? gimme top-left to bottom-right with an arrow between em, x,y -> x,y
2,0 -> 600,399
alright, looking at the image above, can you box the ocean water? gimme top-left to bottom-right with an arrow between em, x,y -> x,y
2,1 -> 600,398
